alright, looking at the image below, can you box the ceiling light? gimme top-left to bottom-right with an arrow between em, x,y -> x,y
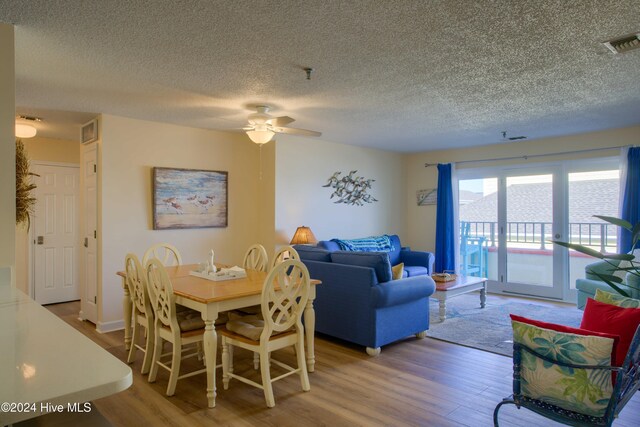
246,130 -> 275,145
15,123 -> 37,138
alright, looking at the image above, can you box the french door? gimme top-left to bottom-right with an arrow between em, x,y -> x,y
458,159 -> 620,302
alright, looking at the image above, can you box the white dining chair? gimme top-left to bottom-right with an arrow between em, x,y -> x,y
146,258 -> 206,396
143,243 -> 182,266
243,244 -> 269,272
220,259 -> 311,407
271,245 -> 300,268
125,253 -> 155,374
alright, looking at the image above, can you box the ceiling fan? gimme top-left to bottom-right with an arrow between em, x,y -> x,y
244,105 -> 321,144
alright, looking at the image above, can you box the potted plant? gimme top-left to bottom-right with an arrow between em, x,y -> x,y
553,216 -> 640,297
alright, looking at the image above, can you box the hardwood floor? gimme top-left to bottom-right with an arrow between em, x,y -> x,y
46,300 -> 640,427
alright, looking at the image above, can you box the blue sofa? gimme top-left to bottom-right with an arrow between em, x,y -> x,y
294,244 -> 436,355
317,234 -> 435,277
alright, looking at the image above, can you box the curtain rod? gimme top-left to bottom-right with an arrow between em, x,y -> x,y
424,145 -> 629,168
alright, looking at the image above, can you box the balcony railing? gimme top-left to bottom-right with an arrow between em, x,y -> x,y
461,221 -> 618,252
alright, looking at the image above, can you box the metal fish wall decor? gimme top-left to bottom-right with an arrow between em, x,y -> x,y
323,170 -> 378,206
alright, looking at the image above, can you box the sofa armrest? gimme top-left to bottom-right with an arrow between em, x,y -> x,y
400,250 -> 435,275
372,276 -> 435,308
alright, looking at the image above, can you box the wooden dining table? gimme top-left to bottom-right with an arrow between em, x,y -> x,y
116,264 -> 320,408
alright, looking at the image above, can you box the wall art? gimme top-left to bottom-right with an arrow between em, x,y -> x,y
417,188 -> 437,206
153,167 -> 228,229
323,170 -> 377,206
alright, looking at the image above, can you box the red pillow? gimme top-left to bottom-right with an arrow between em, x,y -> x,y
580,298 -> 640,367
510,314 -> 621,365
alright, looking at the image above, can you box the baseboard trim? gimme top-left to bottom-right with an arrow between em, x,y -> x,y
96,319 -> 124,334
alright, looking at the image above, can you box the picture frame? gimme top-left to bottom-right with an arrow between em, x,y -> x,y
417,188 -> 437,206
152,167 -> 228,230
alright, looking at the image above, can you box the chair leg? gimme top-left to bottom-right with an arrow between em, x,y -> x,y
148,330 -> 162,383
493,398 -> 515,427
222,338 -> 230,390
166,339 -> 182,396
127,320 -> 139,364
260,348 -> 275,408
141,322 -> 154,375
295,335 -> 310,392
254,352 -> 260,370
228,344 -> 234,374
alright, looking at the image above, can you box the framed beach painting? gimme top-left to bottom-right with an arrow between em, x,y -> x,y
152,167 -> 228,230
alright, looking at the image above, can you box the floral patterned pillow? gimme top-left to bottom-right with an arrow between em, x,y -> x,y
511,320 -> 615,417
594,289 -> 640,308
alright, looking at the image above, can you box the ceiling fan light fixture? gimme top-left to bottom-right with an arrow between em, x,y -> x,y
247,129 -> 275,145
15,123 -> 37,138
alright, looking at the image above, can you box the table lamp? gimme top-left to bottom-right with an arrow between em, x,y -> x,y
290,226 -> 317,245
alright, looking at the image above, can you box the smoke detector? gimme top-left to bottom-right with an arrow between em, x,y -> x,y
603,32 -> 640,54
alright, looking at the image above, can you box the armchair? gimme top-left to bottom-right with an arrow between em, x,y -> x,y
494,325 -> 640,426
576,260 -> 640,309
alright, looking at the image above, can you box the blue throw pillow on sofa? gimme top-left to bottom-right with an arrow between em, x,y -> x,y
330,251 -> 393,283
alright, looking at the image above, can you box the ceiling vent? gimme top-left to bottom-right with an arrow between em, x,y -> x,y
603,32 -> 640,54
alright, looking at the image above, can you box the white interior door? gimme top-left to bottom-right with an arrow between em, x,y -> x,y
81,143 -> 98,323
32,163 -> 80,305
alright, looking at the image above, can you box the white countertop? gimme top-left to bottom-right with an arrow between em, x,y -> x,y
0,283 -> 132,424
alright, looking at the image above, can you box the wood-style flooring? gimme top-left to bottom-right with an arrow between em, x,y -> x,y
45,299 -> 640,427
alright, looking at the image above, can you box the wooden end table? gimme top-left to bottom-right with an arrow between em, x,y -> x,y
432,275 -> 487,321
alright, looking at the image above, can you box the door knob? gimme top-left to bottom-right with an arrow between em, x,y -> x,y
555,233 -> 561,239
37,236 -> 44,245
84,237 -> 88,248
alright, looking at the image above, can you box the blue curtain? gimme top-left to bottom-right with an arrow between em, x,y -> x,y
435,163 -> 455,273
621,147 -> 640,252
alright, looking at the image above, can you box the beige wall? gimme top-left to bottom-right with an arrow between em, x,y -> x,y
0,24 -> 15,270
405,125 -> 640,253
274,136 -> 406,246
22,136 -> 80,163
99,115 -> 262,327
14,136 -> 80,293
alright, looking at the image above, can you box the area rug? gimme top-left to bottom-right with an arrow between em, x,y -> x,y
427,292 -> 584,356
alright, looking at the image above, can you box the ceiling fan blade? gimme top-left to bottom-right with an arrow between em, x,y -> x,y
273,126 -> 322,137
268,116 -> 295,127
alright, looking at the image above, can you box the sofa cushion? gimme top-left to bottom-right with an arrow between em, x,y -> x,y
404,265 -> 429,277
511,314 -> 621,367
331,251 -> 392,283
511,317 -> 616,417
392,263 -> 404,280
594,289 -> 640,308
293,245 -> 332,262
581,298 -> 640,369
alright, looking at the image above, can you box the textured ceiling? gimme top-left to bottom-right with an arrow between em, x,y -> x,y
1,0 -> 639,151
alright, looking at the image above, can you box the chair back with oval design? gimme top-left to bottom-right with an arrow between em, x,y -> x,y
271,245 -> 300,268
143,243 -> 182,267
146,258 -> 179,332
125,253 -> 152,316
261,259 -> 310,338
243,244 -> 269,272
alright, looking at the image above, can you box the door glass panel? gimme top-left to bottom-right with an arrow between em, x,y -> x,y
458,178 -> 498,280
568,170 -> 620,289
506,174 -> 553,286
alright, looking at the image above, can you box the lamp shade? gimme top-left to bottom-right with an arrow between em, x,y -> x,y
246,130 -> 275,145
15,123 -> 37,138
290,226 -> 317,245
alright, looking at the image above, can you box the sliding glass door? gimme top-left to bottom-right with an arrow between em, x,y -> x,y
458,159 -> 620,302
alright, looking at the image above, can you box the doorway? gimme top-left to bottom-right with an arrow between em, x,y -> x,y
31,162 -> 80,304
458,159 -> 620,302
